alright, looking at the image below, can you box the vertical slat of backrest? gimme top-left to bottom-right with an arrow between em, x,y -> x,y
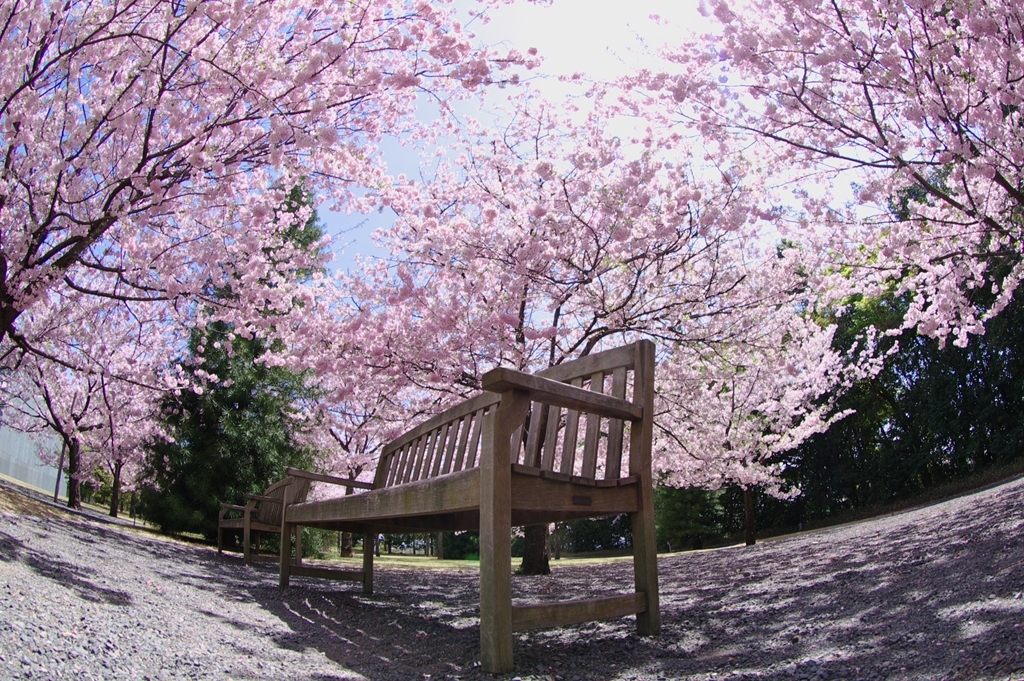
432,425 -> 450,476
452,411 -> 476,472
382,450 -> 396,487
293,478 -> 311,505
559,378 -> 583,475
374,451 -> 393,488
465,406 -> 487,468
413,431 -> 433,481
440,418 -> 461,475
421,430 -> 442,477
260,482 -> 287,527
373,453 -> 386,488
430,423 -> 451,477
510,423 -> 524,465
540,404 -> 561,471
408,433 -> 426,482
390,444 -> 405,485
604,366 -> 629,480
401,437 -> 423,483
523,402 -> 548,467
394,441 -> 412,484
412,431 -> 436,481
387,444 -> 407,485
581,371 -> 606,478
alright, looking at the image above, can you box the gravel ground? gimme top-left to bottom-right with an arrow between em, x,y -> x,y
2,475 -> 1023,681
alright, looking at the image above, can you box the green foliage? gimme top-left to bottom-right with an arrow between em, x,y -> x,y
89,466 -> 114,507
139,185 -> 326,541
139,324 -> 319,540
268,185 -> 329,283
654,486 -> 724,551
557,514 -> 633,554
776,284 -> 1024,524
440,531 -> 479,560
294,527 -> 333,560
510,530 -> 524,558
652,286 -> 1024,547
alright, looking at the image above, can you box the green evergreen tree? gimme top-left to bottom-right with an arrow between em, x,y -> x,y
139,325 -> 318,539
139,186 -> 326,540
655,486 -> 724,551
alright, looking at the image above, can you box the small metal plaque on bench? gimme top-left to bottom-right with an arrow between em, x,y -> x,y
572,495 -> 592,506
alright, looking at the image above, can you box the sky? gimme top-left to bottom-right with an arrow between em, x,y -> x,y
322,0 -> 709,272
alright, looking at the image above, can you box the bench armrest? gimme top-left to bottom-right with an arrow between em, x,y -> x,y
218,502 -> 249,521
286,467 -> 375,490
482,367 -> 642,421
246,494 -> 283,504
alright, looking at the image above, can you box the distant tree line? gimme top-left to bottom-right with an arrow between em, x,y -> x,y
130,280 -> 1024,554
656,286 -> 1024,551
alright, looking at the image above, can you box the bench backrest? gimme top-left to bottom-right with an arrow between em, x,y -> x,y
255,476 -> 311,526
372,341 -> 652,488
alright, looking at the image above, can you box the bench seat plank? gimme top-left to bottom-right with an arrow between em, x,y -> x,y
287,468 -> 481,525
286,466 -> 638,531
218,518 -> 280,533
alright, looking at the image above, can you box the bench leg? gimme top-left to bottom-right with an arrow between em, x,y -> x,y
630,339 -> 660,636
243,514 -> 252,566
279,521 -> 292,588
362,531 -> 374,595
217,526 -> 223,555
631,503 -> 660,636
479,391 -> 529,675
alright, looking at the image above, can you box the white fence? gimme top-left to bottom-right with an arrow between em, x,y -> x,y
0,426 -> 65,498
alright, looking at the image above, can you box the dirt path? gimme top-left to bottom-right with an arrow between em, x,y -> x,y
2,475 -> 1023,680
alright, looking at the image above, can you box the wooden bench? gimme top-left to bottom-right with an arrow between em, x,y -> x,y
217,474 -> 313,565
278,340 -> 660,674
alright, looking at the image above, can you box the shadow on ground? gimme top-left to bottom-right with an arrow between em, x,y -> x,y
211,476 -> 1024,680
4,475 -> 1023,680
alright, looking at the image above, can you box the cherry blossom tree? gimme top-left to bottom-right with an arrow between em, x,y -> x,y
0,285 -> 166,510
655,304 -> 886,544
0,0 -> 534,371
331,94 -> 877,555
637,0 -> 1024,349
3,356 -> 102,509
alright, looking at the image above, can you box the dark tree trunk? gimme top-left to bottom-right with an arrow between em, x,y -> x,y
744,487 -> 757,546
518,405 -> 551,575
519,524 -> 550,575
436,532 -> 444,560
108,460 -> 123,517
66,439 -> 82,510
54,442 -> 66,503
